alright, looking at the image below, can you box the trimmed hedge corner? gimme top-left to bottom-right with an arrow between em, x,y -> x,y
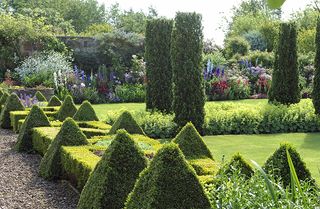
109,111 -> 145,135
77,129 -> 148,209
264,143 -> 314,187
39,118 -> 88,180
56,95 -> 77,121
73,100 -> 99,121
0,93 -> 25,129
15,105 -> 50,152
125,143 -> 211,209
47,95 -> 62,107
173,122 -> 213,159
32,127 -> 60,155
35,91 -> 47,102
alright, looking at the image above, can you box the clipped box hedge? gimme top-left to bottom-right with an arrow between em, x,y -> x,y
32,127 -> 59,155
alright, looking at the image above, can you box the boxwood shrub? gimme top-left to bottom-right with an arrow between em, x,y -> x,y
73,100 -> 99,121
56,95 -> 77,121
109,111 -> 145,135
0,93 -> 25,129
32,127 -> 59,155
125,143 -> 211,209
47,95 -> 62,107
77,130 -> 148,209
35,91 -> 47,102
0,92 -> 9,112
218,153 -> 254,179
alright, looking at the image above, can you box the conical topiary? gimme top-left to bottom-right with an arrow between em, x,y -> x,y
15,105 -> 51,152
0,92 -> 9,109
264,143 -> 314,187
0,93 -> 25,129
77,129 -> 148,209
73,100 -> 99,121
56,95 -> 77,121
34,91 -> 47,102
109,111 -> 144,135
173,122 -> 213,159
39,118 -> 88,180
47,95 -> 62,107
125,143 -> 212,209
218,153 -> 254,179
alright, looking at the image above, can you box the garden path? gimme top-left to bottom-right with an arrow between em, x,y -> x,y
0,129 -> 79,209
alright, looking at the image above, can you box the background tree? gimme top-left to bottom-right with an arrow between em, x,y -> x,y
171,12 -> 205,134
269,22 -> 300,105
312,19 -> 320,114
145,18 -> 173,112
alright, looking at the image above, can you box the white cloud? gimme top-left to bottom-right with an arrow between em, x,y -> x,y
98,0 -> 313,46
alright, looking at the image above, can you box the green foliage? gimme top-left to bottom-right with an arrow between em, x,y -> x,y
73,100 -> 99,121
109,111 -> 145,135
219,153 -> 254,179
240,50 -> 274,68
263,143 -> 314,187
32,127 -> 59,156
47,95 -> 62,106
171,12 -> 205,134
115,84 -> 145,103
173,122 -> 213,159
15,105 -> 50,152
298,28 -> 316,54
312,19 -> 320,115
39,118 -> 88,180
225,36 -> 250,58
0,89 -> 3,98
145,18 -> 173,113
35,91 -> 47,102
81,23 -> 113,36
269,22 -> 300,105
77,130 -> 148,209
125,143 -> 211,209
244,30 -> 267,51
56,95 -> 77,121
0,92 -> 9,110
0,93 -> 25,129
203,51 -> 227,67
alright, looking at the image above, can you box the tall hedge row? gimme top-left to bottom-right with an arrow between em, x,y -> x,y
312,18 -> 320,114
145,18 -> 173,113
171,12 -> 205,134
269,22 -> 300,105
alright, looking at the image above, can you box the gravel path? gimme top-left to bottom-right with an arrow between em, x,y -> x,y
0,129 -> 79,209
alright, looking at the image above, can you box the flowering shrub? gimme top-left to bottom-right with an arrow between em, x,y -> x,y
19,93 -> 45,107
15,51 -> 72,88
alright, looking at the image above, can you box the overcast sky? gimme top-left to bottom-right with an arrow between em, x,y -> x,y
97,0 -> 313,46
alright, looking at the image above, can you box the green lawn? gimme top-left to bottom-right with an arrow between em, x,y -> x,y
204,133 -> 320,183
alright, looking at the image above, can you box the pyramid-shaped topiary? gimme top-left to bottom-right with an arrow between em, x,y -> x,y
39,118 -> 88,180
0,92 -> 10,110
47,95 -> 62,107
0,93 -> 25,129
73,100 -> 99,121
264,143 -> 314,187
109,111 -> 145,135
34,91 -> 47,102
56,95 -> 77,121
77,129 -> 148,209
218,153 -> 254,179
125,143 -> 212,209
15,105 -> 51,152
173,122 -> 213,159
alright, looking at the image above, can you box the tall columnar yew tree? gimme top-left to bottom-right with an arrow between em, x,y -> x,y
145,18 -> 173,113
269,22 -> 300,105
312,18 -> 320,114
171,12 -> 205,134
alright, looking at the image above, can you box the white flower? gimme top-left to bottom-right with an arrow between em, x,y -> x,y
80,83 -> 86,88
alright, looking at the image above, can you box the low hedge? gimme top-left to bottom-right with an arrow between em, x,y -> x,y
32,127 -> 60,155
105,99 -> 320,137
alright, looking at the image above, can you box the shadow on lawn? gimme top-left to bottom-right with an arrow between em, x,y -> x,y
300,133 -> 320,150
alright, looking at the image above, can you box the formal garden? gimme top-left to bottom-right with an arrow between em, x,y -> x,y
0,0 -> 319,208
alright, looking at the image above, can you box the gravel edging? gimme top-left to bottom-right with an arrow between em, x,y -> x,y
0,129 -> 79,209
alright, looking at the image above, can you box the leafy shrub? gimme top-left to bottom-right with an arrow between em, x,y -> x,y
171,12 -> 206,134
225,36 -> 250,59
269,22 -> 300,105
145,18 -> 173,112
218,153 -> 254,179
56,95 -> 77,121
263,143 -> 314,187
73,101 -> 99,121
34,91 -> 47,102
15,51 -> 72,88
47,95 -> 62,106
203,51 -> 227,67
39,118 -> 88,180
244,30 -> 267,51
125,143 -> 211,209
109,111 -> 145,135
77,130 -> 147,209
115,84 -> 145,102
15,105 -> 50,152
0,93 -> 25,129
70,86 -> 101,104
313,19 -> 320,114
173,122 -> 213,159
240,50 -> 274,69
